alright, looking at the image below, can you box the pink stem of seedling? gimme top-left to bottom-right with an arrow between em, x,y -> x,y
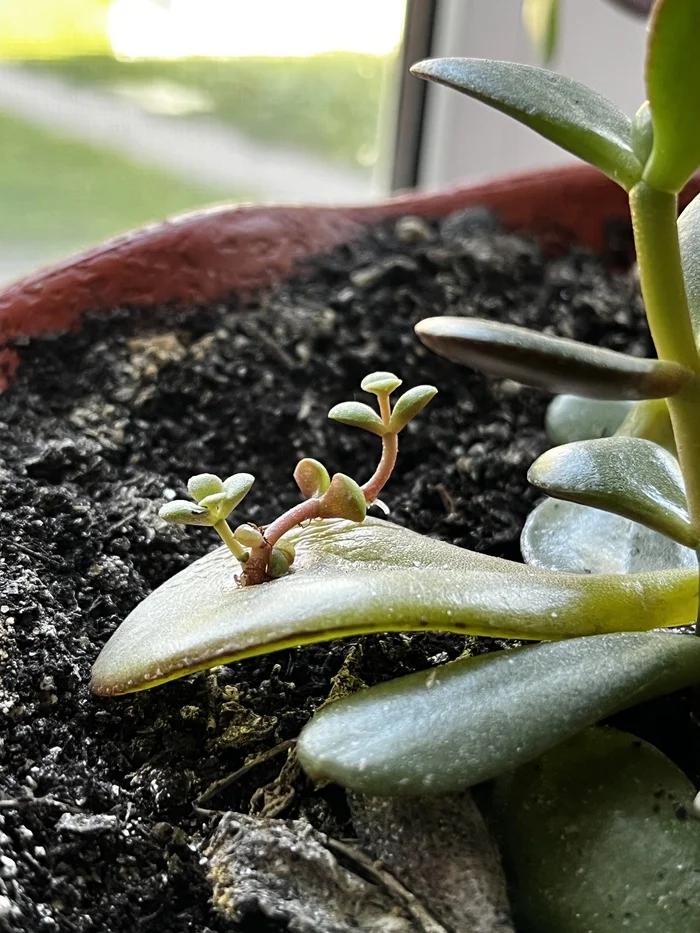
362,392 -> 398,504
240,498 -> 322,586
362,432 -> 398,504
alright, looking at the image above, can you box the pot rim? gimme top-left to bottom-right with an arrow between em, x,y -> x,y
1,164 -> 698,390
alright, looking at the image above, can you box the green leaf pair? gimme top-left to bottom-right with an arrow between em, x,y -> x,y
328,386 -> 437,435
159,472 -> 254,527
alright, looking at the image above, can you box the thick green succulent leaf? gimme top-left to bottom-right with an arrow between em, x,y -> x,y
528,437 -> 696,547
327,401 -> 386,436
297,633 -> 700,796
521,496 -> 695,573
360,371 -> 403,396
387,385 -> 438,432
414,317 -> 691,400
490,727 -> 700,933
523,0 -> 560,63
294,458 -> 331,499
409,58 -> 641,189
545,395 -> 634,445
91,518 -> 697,696
187,473 -> 224,503
678,192 -> 700,342
644,0 -> 700,192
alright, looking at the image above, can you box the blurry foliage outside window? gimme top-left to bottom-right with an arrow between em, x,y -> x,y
0,0 -> 406,283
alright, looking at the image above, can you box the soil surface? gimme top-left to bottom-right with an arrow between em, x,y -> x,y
0,206 -> 692,932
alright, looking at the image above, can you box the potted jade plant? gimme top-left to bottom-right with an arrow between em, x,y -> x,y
2,1 -> 700,930
89,0 -> 700,930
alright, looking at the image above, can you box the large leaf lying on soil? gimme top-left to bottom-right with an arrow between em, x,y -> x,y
490,727 -> 700,933
296,632 -> 700,796
91,518 -> 697,696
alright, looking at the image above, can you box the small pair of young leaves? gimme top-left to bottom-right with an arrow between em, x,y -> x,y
90,516 -> 697,695
328,386 -> 436,436
412,0 -> 700,193
159,473 -> 254,526
489,726 -> 700,933
294,459 -> 366,523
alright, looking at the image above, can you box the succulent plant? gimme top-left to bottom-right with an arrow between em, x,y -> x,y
91,4 -> 700,927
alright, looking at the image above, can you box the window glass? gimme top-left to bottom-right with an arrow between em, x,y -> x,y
0,0 -> 407,283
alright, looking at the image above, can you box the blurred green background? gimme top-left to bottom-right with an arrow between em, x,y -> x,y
0,0 -> 401,281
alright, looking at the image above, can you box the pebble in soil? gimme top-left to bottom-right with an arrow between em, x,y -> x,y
0,206 -> 684,933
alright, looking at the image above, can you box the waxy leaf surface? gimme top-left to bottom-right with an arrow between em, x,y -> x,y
545,394 -> 633,445
528,436 -> 696,547
409,58 -> 641,188
296,633 -> 700,796
490,727 -> 700,933
645,0 -> 700,192
678,192 -> 700,341
415,316 -> 691,399
91,518 -> 696,695
521,496 -> 696,574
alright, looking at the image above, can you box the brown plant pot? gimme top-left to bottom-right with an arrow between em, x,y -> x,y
1,163 -> 698,390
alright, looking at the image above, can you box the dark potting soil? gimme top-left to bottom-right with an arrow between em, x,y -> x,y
0,206 -> 694,932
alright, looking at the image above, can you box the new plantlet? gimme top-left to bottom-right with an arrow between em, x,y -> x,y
156,372 -> 436,587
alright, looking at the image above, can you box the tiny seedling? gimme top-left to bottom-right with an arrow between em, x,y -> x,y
156,371 -> 436,587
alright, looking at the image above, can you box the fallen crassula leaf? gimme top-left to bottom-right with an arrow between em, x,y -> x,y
528,436 -> 696,547
644,0 -> 700,193
414,317 -> 692,400
521,496 -> 696,573
490,726 -> 700,933
296,633 -> 700,796
91,518 -> 697,696
409,58 -> 641,189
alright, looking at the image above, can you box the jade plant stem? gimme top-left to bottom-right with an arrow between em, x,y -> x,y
629,180 -> 700,628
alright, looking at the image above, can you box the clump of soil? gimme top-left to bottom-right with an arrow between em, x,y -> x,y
0,206 -> 683,932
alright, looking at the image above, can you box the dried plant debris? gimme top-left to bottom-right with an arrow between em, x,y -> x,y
349,792 -> 515,933
207,799 -> 513,933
